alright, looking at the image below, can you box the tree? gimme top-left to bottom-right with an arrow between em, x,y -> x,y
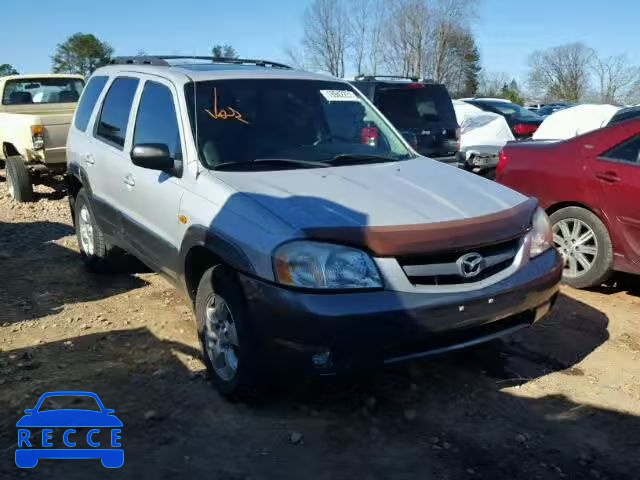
439,28 -> 480,97
527,42 -> 594,102
382,0 -> 432,78
347,0 -> 370,76
52,33 -> 113,77
0,64 -> 19,76
592,54 -> 640,104
430,0 -> 478,83
211,44 -> 238,58
302,0 -> 349,77
461,35 -> 481,97
478,71 -> 511,97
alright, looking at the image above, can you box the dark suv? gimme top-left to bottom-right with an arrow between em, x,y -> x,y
351,76 -> 459,163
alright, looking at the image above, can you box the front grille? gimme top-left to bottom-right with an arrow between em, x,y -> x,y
398,238 -> 521,286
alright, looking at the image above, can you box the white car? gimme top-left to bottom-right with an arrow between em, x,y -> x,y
453,100 -> 514,176
532,104 -> 621,140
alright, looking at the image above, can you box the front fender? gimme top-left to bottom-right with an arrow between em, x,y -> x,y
179,225 -> 256,276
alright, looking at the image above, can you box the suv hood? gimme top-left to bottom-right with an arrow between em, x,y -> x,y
216,157 -> 527,230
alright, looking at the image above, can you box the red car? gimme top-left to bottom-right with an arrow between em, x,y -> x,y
496,119 -> 640,288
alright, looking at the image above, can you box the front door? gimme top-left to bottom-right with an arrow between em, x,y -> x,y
594,134 -> 640,267
117,77 -> 187,278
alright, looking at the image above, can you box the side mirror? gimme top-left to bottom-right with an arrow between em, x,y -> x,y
130,144 -> 175,172
24,409 -> 34,414
104,409 -> 115,414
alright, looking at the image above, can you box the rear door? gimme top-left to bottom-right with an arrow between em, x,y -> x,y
90,76 -> 140,238
594,135 -> 640,266
374,83 -> 458,159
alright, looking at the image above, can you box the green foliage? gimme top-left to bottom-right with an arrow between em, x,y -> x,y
503,88 -> 524,105
52,33 -> 113,77
211,45 -> 238,59
0,64 -> 19,76
461,37 -> 481,97
495,79 -> 523,104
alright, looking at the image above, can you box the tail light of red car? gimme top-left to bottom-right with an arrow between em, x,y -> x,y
361,127 -> 379,146
496,149 -> 508,178
512,123 -> 538,137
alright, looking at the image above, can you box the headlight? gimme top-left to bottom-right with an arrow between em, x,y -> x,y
273,241 -> 383,289
529,208 -> 553,258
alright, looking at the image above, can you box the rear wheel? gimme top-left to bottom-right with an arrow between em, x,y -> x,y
550,207 -> 613,289
5,156 -> 33,202
74,189 -> 118,272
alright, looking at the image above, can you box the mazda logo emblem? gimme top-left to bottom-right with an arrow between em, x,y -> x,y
457,252 -> 484,278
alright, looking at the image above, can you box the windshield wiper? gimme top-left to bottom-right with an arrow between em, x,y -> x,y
327,153 -> 401,165
213,158 -> 330,171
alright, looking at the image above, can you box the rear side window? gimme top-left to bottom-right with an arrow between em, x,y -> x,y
74,76 -> 108,132
133,82 -> 182,160
95,77 -> 139,148
601,135 -> 640,164
376,85 -> 456,129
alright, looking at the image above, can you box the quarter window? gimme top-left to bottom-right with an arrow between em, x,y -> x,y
601,135 -> 640,164
133,82 -> 182,160
74,76 -> 108,132
95,77 -> 139,148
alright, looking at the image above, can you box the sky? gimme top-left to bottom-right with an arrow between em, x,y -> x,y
1,0 -> 639,83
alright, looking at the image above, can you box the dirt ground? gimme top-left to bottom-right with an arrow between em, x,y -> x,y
1,175 -> 639,480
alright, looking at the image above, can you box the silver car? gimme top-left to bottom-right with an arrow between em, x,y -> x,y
66,56 -> 562,399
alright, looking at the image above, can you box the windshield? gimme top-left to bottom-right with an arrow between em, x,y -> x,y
185,79 -> 413,170
486,101 -> 541,120
376,85 -> 456,129
2,77 -> 84,105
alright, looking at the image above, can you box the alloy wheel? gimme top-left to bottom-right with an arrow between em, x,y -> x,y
78,204 -> 95,256
553,218 -> 598,279
204,294 -> 240,382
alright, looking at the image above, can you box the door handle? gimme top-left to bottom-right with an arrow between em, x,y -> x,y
595,171 -> 620,184
123,174 -> 136,187
85,154 -> 95,166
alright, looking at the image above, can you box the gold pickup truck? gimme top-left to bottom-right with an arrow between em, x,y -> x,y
0,74 -> 84,202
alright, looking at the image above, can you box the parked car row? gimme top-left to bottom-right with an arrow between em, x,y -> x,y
2,56 -> 637,400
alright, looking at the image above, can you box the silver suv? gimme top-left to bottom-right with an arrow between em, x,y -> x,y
66,56 -> 562,399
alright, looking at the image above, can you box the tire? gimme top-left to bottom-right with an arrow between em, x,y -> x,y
74,189 -> 117,272
5,156 -> 33,202
195,265 -> 262,400
550,206 -> 613,289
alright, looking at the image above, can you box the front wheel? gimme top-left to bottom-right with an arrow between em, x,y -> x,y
195,265 -> 262,400
550,207 -> 613,289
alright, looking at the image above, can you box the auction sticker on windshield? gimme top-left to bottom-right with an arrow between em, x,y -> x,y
319,90 -> 360,102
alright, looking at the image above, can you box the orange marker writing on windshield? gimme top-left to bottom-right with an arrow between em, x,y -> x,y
205,88 -> 249,125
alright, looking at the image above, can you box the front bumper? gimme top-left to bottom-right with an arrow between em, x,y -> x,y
239,249 -> 562,375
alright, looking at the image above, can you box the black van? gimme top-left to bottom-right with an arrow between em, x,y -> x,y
351,76 -> 459,163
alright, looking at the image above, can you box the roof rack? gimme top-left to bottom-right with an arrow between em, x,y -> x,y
355,75 -> 422,82
110,56 -> 292,69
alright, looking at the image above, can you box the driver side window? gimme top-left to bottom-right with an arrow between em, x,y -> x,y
133,81 -> 182,160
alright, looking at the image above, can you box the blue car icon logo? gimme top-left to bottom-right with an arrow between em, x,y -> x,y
15,391 -> 123,468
